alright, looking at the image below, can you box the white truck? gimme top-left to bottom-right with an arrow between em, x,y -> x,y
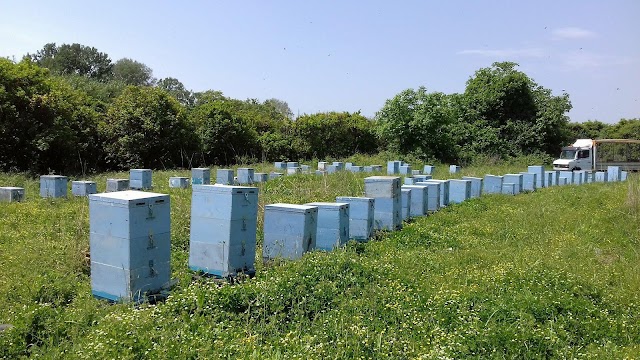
553,139 -> 640,171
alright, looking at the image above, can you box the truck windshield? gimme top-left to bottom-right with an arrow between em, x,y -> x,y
560,150 -> 576,159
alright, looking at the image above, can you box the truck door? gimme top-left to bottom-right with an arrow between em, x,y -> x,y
576,149 -> 591,170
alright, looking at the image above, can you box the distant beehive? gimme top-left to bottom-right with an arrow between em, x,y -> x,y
399,165 -> 412,175
502,174 -> 524,194
621,171 -> 628,181
370,165 -> 383,172
269,172 -> 283,180
300,165 -> 311,173
401,185 -> 428,217
423,165 -> 435,175
350,166 -> 364,173
415,181 -> 440,212
237,168 -> 255,184
40,175 -> 67,198
345,162 -> 353,170
583,171 -> 594,183
263,204 -> 318,261
544,171 -> 557,186
318,161 -> 328,170
130,169 -> 152,190
189,185 -> 258,277
422,179 -> 449,207
401,189 -> 412,221
559,171 -> 575,184
404,177 -> 416,185
527,166 -> 545,188
274,162 -> 287,170
502,183 -> 517,195
336,196 -> 374,241
72,181 -> 97,196
216,169 -> 234,185
411,170 -> 421,176
364,166 -> 374,173
462,177 -> 483,198
106,179 -> 129,192
287,167 -> 301,175
574,171 -> 585,185
169,177 -> 189,188
595,171 -> 608,182
519,172 -> 537,191
191,168 -> 211,185
304,202 -> 349,251
558,177 -> 569,185
414,175 -> 431,182
315,170 -> 327,176
364,176 -> 401,231
287,162 -> 299,168
449,165 -> 461,174
607,166 -> 621,182
326,165 -> 338,174
386,161 -> 401,175
332,162 -> 344,171
483,175 -> 503,194
89,190 -> 170,302
448,179 -> 471,204
254,173 -> 268,183
0,187 -> 25,202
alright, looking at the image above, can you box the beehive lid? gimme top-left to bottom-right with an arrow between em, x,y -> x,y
192,184 -> 258,194
336,196 -> 373,202
364,176 -> 400,182
305,202 -> 348,210
1,186 -> 23,190
237,167 -> 254,170
41,175 -> 66,179
89,190 -> 168,205
462,176 -> 482,180
192,167 -> 210,170
73,180 -> 95,184
130,168 -> 151,171
266,203 -> 317,213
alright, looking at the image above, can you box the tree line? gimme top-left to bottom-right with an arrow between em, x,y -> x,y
1,42 -> 637,174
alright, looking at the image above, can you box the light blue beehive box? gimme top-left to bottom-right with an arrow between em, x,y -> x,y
423,165 -> 435,175
583,171 -> 593,183
106,178 -> 129,192
544,171 -> 557,186
350,166 -> 364,173
502,183 -> 517,195
483,175 -> 503,194
527,166 -> 545,188
0,187 -> 25,202
216,169 -> 234,185
595,171 -> 608,182
422,179 -> 449,207
607,166 -> 621,182
287,167 -> 301,175
399,165 -> 412,175
316,170 -> 327,176
415,174 -> 432,182
558,177 -> 569,186
130,169 -> 152,190
345,162 -> 353,170
449,179 -> 471,204
401,189 -> 412,221
263,204 -> 318,261
574,171 -> 585,185
371,165 -> 383,172
305,202 -> 349,251
40,175 -> 67,198
191,168 -> 211,185
326,165 -> 338,174
332,162 -> 344,171
404,177 -> 416,185
559,171 -> 575,184
254,173 -> 268,183
169,177 -> 189,188
462,176 -> 483,198
364,176 -> 402,231
519,172 -> 537,191
412,170 -> 421,176
387,161 -> 401,175
237,168 -> 255,184
336,196 -> 374,241
449,165 -> 461,174
72,181 -> 97,196
402,185 -> 428,217
503,174 -> 524,194
274,162 -> 287,170
287,162 -> 299,168
269,172 -> 283,180
364,166 -> 373,173
301,165 -> 311,173
189,185 -> 258,277
318,161 -> 328,170
89,190 -> 170,302
621,171 -> 628,181
415,181 -> 440,212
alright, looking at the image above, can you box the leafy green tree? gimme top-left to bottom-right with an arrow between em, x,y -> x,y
603,118 -> 640,139
102,86 -> 198,169
112,58 -> 155,86
264,98 -> 294,119
375,87 -> 456,161
26,43 -> 113,81
567,120 -> 610,140
156,77 -> 194,107
190,102 -> 259,165
0,58 -> 101,174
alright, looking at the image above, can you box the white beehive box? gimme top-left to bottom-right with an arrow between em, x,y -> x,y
415,181 -> 440,212
448,179 -> 471,204
402,185 -> 428,217
364,176 -> 402,231
216,169 -> 234,185
106,179 -> 129,192
305,202 -> 349,251
40,175 -> 67,198
318,161 -> 328,170
169,177 -> 189,188
336,196 -> 374,241
263,204 -> 318,261
237,168 -> 255,184
130,169 -> 152,190
462,176 -> 483,198
189,185 -> 258,277
0,187 -> 25,202
423,165 -> 435,175
89,190 -> 170,302
422,180 -> 449,207
401,189 -> 412,221
449,165 -> 461,174
72,181 -> 97,196
483,175 -> 503,194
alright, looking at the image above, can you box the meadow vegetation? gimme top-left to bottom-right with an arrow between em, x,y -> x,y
1,157 -> 639,358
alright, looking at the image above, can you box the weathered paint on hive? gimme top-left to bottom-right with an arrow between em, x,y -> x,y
216,169 -> 234,185
106,179 -> 129,193
336,196 -> 374,241
502,174 -> 523,194
191,168 -> 211,185
130,169 -> 152,190
40,175 -> 68,198
0,187 -> 25,202
72,181 -> 97,196
263,204 -> 318,261
423,165 -> 435,175
462,176 -> 483,198
483,175 -> 503,194
169,177 -> 189,188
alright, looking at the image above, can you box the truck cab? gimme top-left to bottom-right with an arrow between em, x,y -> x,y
553,139 -> 593,171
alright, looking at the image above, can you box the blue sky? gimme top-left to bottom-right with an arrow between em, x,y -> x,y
1,0 -> 638,123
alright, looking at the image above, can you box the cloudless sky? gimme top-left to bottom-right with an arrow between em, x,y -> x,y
1,0 -> 638,123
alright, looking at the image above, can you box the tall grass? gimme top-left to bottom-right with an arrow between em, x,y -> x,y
0,160 -> 638,358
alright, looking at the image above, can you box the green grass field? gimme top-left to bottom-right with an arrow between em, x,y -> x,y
1,162 -> 639,359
